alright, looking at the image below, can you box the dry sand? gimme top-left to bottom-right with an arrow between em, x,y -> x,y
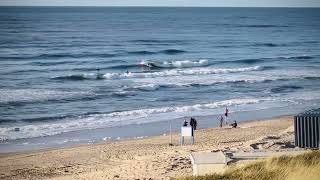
0,116 -> 294,180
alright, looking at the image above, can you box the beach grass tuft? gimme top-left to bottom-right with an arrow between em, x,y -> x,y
175,151 -> 320,180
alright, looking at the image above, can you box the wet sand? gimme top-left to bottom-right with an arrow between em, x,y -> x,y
0,116 -> 294,180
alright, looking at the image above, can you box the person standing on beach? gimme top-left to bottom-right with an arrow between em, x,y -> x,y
219,115 -> 224,128
190,117 -> 197,138
224,107 -> 229,125
183,119 -> 188,127
190,117 -> 197,130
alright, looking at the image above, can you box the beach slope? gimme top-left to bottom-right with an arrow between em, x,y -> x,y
0,116 -> 293,180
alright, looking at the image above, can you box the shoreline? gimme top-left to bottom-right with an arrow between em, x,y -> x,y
0,116 -> 295,179
0,114 -> 292,156
0,103 -> 301,154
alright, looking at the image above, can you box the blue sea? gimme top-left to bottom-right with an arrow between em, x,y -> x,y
0,7 -> 320,152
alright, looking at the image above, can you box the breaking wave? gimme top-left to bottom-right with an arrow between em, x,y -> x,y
140,59 -> 209,68
125,84 -> 161,91
0,98 -> 263,141
278,55 -> 314,60
106,66 -> 262,79
53,66 -> 263,81
108,59 -> 209,69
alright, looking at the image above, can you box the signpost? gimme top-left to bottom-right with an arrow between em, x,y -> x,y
181,126 -> 194,145
169,119 -> 173,146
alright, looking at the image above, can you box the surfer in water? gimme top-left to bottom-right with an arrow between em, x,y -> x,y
96,68 -> 103,80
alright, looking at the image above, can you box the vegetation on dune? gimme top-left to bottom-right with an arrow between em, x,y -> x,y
175,151 -> 320,180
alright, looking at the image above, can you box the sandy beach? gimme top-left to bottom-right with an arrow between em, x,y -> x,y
0,116 -> 295,180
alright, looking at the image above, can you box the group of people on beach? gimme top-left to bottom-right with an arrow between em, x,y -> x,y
183,117 -> 197,130
219,107 -> 237,128
183,106 -> 237,132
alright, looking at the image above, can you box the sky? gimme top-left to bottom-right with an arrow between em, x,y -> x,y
0,0 -> 319,7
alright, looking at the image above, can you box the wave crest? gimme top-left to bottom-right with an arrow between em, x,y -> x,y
0,98 -> 263,141
140,59 -> 209,68
51,66 -> 263,81
279,55 -> 314,60
103,65 -> 262,80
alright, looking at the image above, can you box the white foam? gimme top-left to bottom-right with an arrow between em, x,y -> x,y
140,59 -> 209,68
0,98 -> 265,141
130,84 -> 160,91
134,136 -> 147,139
102,137 -> 111,141
127,68 -> 320,89
103,66 -> 262,80
107,98 -> 261,117
169,59 -> 209,68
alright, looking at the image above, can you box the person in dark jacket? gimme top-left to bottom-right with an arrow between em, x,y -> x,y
190,117 -> 197,130
224,106 -> 229,125
231,120 -> 237,128
183,119 -> 188,127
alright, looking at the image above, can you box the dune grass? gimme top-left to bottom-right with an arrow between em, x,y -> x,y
176,151 -> 320,180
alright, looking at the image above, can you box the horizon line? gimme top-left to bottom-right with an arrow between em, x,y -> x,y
0,5 -> 319,8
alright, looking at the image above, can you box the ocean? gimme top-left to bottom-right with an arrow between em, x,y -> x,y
0,7 -> 320,152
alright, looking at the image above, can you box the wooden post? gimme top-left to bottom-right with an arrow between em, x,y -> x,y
169,119 -> 173,146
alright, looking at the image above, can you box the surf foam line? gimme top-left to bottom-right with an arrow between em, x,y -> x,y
120,74 -> 320,93
140,59 -> 209,68
0,98 -> 266,141
50,66 -> 263,81
102,66 -> 263,80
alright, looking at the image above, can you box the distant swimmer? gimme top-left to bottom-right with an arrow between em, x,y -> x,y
96,68 -> 103,80
126,70 -> 129,74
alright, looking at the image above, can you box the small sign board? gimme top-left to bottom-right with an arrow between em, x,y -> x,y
181,127 -> 192,137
